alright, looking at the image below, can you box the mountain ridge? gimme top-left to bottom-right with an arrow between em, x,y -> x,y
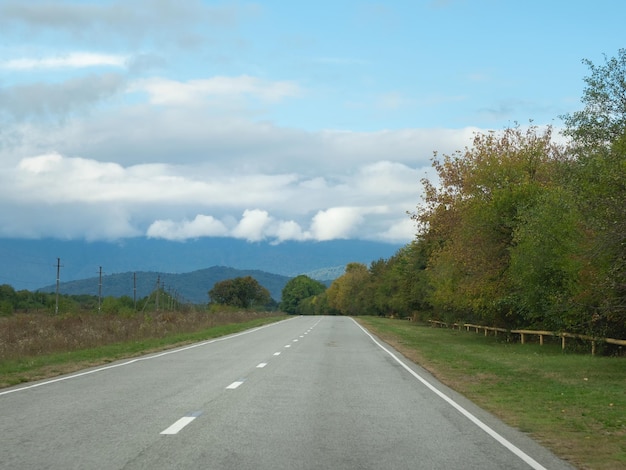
0,237 -> 402,292
37,266 -> 296,304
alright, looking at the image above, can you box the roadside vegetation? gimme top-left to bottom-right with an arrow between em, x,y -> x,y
0,309 -> 286,388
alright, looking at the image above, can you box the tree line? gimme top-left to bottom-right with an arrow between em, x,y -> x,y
285,50 -> 626,341
0,284 -> 193,316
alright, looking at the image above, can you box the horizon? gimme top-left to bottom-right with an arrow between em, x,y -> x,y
0,237 -> 402,291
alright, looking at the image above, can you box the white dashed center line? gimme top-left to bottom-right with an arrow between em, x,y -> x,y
158,320 -> 326,438
160,411 -> 202,435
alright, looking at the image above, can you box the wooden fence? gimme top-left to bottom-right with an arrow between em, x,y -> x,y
428,320 -> 626,355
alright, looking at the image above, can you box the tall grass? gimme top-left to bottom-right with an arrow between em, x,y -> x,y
0,309 -> 286,387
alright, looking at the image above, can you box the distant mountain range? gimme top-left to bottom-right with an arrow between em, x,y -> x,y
0,237 -> 403,293
37,266 -> 295,304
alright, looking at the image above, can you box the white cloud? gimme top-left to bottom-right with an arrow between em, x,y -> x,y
309,207 -> 365,241
354,161 -> 423,197
0,0 -> 257,47
0,73 -> 126,119
231,209 -> 273,242
271,220 -> 309,243
143,207 -> 397,244
378,217 -> 418,243
146,215 -> 228,240
2,52 -> 128,70
130,76 -> 302,106
146,211 -> 311,244
0,124 -> 482,244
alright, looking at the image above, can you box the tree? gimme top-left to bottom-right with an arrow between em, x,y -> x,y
562,49 -> 626,152
564,132 -> 626,337
297,292 -> 333,315
208,276 -> 271,309
508,187 -> 584,330
561,49 -> 626,337
412,125 -> 566,326
326,263 -> 370,315
280,275 -> 326,314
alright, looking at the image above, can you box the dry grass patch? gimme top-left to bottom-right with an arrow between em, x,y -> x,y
0,310 -> 287,388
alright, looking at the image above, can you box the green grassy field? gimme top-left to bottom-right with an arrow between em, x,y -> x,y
357,316 -> 626,470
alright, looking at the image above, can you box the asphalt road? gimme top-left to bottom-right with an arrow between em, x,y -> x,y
0,316 -> 575,469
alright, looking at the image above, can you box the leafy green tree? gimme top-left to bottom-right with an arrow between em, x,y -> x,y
561,50 -> 626,337
368,257 -> 411,317
208,276 -> 271,309
326,263 -> 370,315
280,275 -> 326,314
0,300 -> 13,316
562,48 -> 626,151
0,284 -> 16,304
298,292 -> 332,315
413,125 -> 565,326
564,133 -> 626,337
508,187 -> 584,330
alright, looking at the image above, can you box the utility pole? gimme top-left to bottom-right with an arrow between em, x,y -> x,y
133,272 -> 137,311
155,275 -> 160,312
98,266 -> 103,313
55,257 -> 61,315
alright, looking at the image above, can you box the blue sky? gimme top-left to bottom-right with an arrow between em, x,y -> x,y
0,0 -> 623,244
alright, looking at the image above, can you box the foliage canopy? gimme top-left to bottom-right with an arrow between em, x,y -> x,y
280,275 -> 326,314
208,276 -> 271,309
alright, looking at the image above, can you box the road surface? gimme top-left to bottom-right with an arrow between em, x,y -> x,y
0,316 -> 574,469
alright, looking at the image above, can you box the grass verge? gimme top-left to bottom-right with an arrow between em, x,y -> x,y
357,316 -> 626,470
0,313 -> 287,388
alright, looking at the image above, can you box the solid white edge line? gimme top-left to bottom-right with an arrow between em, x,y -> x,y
160,416 -> 196,435
351,318 -> 548,470
0,317 -> 299,397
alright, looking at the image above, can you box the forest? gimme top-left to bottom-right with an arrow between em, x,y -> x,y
300,50 -> 626,341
